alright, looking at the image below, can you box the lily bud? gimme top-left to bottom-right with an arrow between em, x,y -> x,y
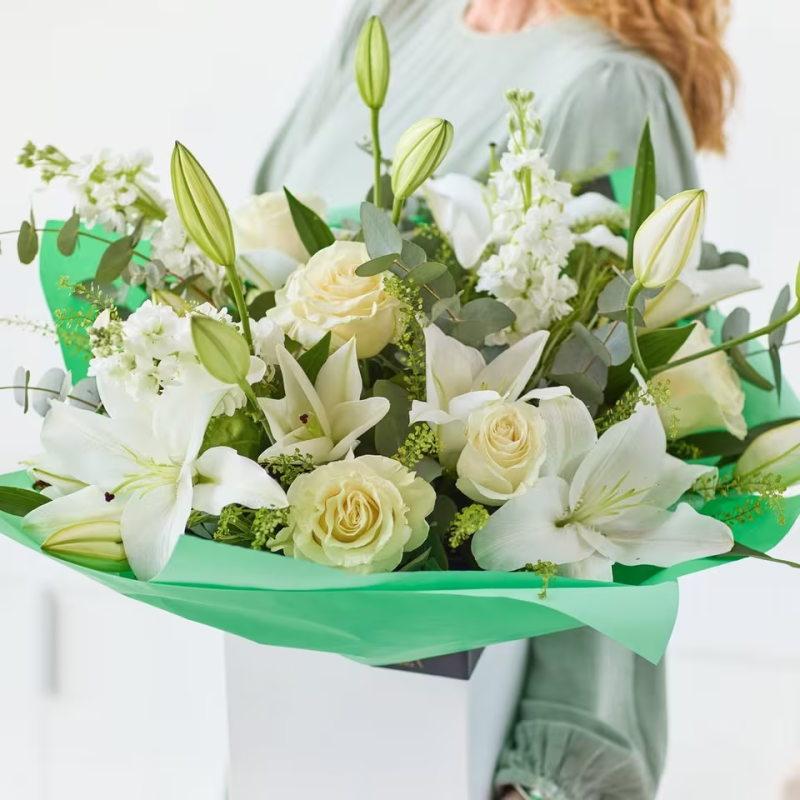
22,487 -> 129,573
633,189 -> 706,289
391,118 -> 454,201
355,16 -> 390,111
736,420 -> 800,486
191,315 -> 251,386
171,142 -> 236,267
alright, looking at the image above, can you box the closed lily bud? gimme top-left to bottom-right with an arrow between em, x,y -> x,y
171,142 -> 236,267
633,189 -> 706,289
191,315 -> 251,386
736,420 -> 800,486
391,117 -> 454,201
22,487 -> 129,573
355,16 -> 390,110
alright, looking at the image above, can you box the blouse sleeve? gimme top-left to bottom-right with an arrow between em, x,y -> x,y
494,629 -> 667,800
542,54 -> 700,198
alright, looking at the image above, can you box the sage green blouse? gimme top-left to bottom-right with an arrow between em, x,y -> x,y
256,3 -> 698,797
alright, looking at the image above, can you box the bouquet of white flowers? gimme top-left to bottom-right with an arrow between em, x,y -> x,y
1,16 -> 799,665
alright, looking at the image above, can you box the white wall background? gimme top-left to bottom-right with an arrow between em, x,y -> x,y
1,0 -> 800,797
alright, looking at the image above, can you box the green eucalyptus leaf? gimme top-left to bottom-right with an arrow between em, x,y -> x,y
430,294 -> 462,323
722,307 -> 750,342
96,236 -> 135,283
247,291 -> 276,321
373,379 -> 411,457
17,213 -> 39,265
296,332 -> 332,385
284,188 -> 335,256
0,487 -> 50,517
171,142 -> 236,266
720,251 -> 749,268
696,241 -> 722,271
626,119 -> 657,270
171,273 -> 203,297
405,261 -> 447,286
400,238 -> 428,269
365,174 -> 395,211
550,372 -> 605,410
593,320 -> 631,366
360,201 -> 403,258
598,274 -> 645,326
770,344 -> 783,400
355,252 -> 400,277
56,212 -> 81,257
450,298 -> 516,347
550,327 -> 609,392
421,269 -> 457,316
23,369 -> 31,414
191,316 -> 250,385
415,456 -> 443,483
769,284 -> 791,349
201,411 -> 264,460
731,347 -> 774,391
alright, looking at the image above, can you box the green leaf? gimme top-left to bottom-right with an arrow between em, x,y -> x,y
0,487 -> 50,517
247,291 -> 276,321
769,284 -> 791,349
450,299 -> 516,347
731,347 -> 774,392
722,307 -> 749,342
201,410 -> 264,460
171,273 -> 203,296
95,236 -> 134,283
770,344 -> 783,400
415,456 -> 443,483
365,174 -> 395,212
550,327 -> 609,389
296,332 -> 332,385
171,142 -> 236,266
284,188 -> 335,256
679,417 -> 800,463
430,294 -> 461,323
718,542 -> 800,570
56,212 -> 81,257
399,548 -> 432,571
373,380 -> 411,457
593,321 -> 631,366
626,119 -> 657,270
17,212 -> 39,265
355,252 -> 401,277
598,274 -> 645,326
549,371 -> 605,409
191,315 -> 250,385
405,261 -> 447,286
696,241 -> 722,271
360,201 -> 402,258
720,251 -> 749,268
421,270 -> 457,315
400,238 -> 427,268
23,369 -> 30,414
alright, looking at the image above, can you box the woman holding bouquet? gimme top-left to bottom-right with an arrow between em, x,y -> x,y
256,0 -> 736,797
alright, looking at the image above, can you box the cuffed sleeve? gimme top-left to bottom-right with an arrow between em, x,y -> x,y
495,628 -> 666,800
543,55 -> 700,198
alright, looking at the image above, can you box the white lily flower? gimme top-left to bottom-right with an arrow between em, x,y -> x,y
737,420 -> 800,486
36,382 -> 287,581
410,324 -> 554,465
258,338 -> 390,464
24,451 -> 86,499
424,174 -> 492,269
472,402 -> 733,581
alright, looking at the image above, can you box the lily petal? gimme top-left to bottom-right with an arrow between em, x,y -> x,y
314,337 -> 360,409
424,324 -> 485,411
474,330 -> 549,401
559,552 -> 615,582
327,397 -> 391,462
646,456 -> 715,509
448,390 -> 503,421
193,446 -> 288,514
121,472 -> 194,581
539,396 -> 598,481
471,477 -> 596,571
236,250 -> 298,292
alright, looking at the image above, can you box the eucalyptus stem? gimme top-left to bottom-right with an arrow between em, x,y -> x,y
0,228 -> 151,265
224,264 -> 253,349
371,108 -> 383,209
626,280 -> 650,379
650,300 -> 800,377
0,385 -> 100,410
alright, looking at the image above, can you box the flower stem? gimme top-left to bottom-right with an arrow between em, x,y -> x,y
391,196 -> 404,226
224,264 -> 253,349
0,228 -> 151,265
239,381 -> 272,439
0,385 -> 100,410
650,300 -> 800,377
625,280 -> 649,379
371,108 -> 383,209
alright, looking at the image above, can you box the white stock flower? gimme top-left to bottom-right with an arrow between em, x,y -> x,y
259,339 -> 390,464
268,241 -> 402,358
410,324 -> 551,465
654,323 -> 747,440
472,403 -> 733,581
34,381 -> 287,581
252,317 -> 284,365
270,455 -> 435,574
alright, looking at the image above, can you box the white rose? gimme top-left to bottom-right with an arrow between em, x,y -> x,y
268,241 -> 402,358
456,401 -> 547,506
655,322 -> 747,440
270,455 -> 436,574
232,191 -> 325,263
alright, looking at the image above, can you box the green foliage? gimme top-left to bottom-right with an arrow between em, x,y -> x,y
56,212 -> 81,257
191,315 -> 250,386
448,504 -> 490,549
0,487 -> 50,517
769,285 -> 791,398
722,308 -> 774,391
251,507 -> 291,550
201,411 -> 264,461
264,449 -> 317,488
626,119 -> 657,271
523,560 -> 559,599
284,188 -> 335,256
95,235 -> 135,283
17,210 -> 39,265
373,379 -> 412,457
356,252 -> 401,277
710,471 -> 787,527
247,291 -> 276,321
393,423 -> 438,469
384,275 -> 426,400
360,201 -> 403,258
595,380 -> 674,436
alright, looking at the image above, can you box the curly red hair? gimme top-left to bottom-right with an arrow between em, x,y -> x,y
553,0 -> 737,152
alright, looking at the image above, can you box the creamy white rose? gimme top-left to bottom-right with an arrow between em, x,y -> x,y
233,191 -> 324,262
270,455 -> 436,574
655,322 -> 747,440
268,241 -> 402,358
456,401 -> 547,505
